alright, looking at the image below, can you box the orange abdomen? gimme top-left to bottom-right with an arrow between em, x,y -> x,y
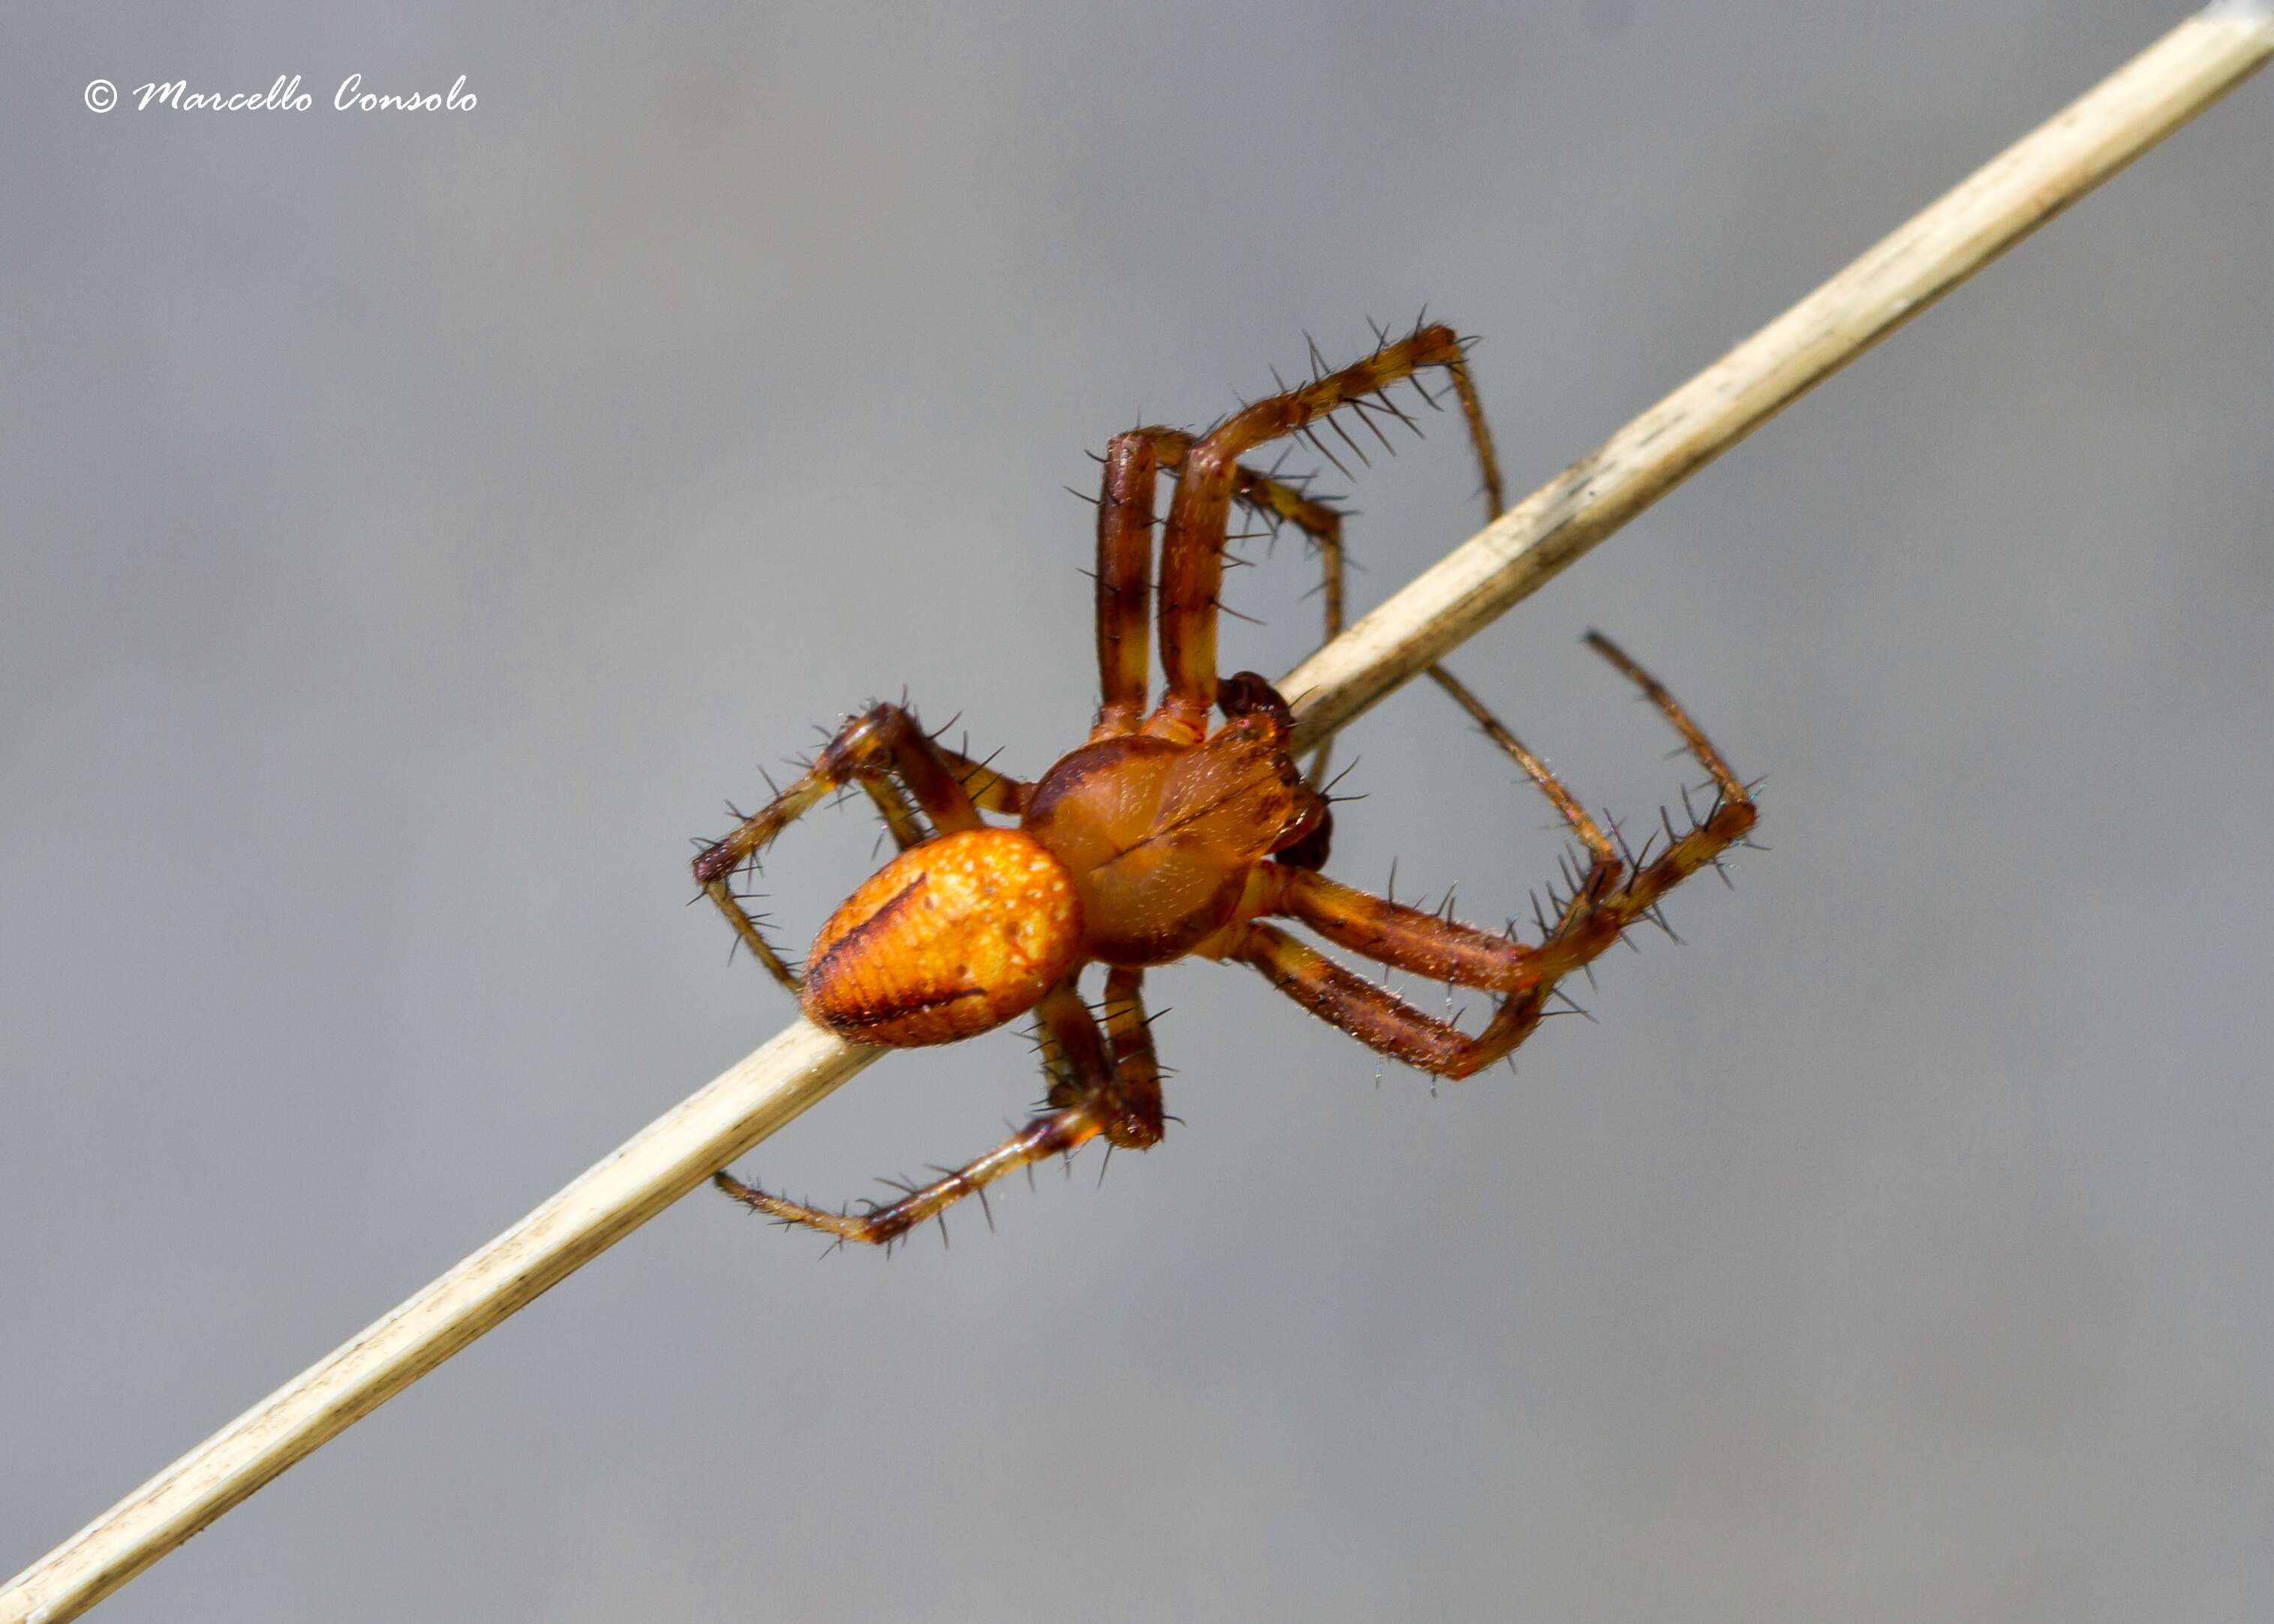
801,828 -> 1081,1046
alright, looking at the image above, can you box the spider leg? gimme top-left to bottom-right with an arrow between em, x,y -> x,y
857,776 -> 928,854
690,703 -> 997,993
1141,429 -> 1352,784
1240,664 -> 1621,970
1023,969 -> 1161,1150
1094,372 -> 1505,782
1093,430 -> 1160,739
1093,427 -> 1351,742
932,743 -> 1031,817
1148,323 -> 1493,744
713,978 -> 1160,1246
1227,921 -> 1520,1077
861,742 -> 1036,856
1221,635 -> 1754,1079
1423,664 -> 1621,904
1097,967 -> 1166,1147
714,1109 -> 1100,1248
1140,345 -> 1505,787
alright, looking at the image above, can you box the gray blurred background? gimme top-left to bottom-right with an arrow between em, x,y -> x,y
5,5 -> 2269,1620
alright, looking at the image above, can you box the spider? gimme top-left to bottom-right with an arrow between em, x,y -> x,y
694,320 -> 1757,1247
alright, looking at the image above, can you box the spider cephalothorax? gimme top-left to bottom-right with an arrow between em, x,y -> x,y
695,320 -> 1757,1246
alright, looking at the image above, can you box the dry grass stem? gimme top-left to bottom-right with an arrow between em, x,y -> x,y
7,8 -> 2268,1621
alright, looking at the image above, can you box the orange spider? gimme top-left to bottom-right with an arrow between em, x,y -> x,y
696,322 -> 1757,1247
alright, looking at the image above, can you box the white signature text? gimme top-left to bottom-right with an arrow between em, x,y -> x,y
125,75 -> 477,113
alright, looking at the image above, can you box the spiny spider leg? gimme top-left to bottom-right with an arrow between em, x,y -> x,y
1096,967 -> 1166,1147
712,980 -> 1157,1246
1139,426 -> 1355,639
1133,427 -> 1354,783
933,742 -> 1030,817
1220,633 -> 1755,1078
714,1111 -> 1099,1250
1259,677 -> 1620,989
1149,321 -> 1496,743
1143,347 -> 1506,789
691,703 -> 993,993
1424,664 -> 1620,906
1423,663 -> 1627,1047
859,776 -> 928,854
1089,427 -> 1361,744
1092,430 -> 1160,738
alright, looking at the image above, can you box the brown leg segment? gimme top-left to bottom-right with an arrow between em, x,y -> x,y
715,1109 -> 1102,1251
857,776 -> 928,854
1142,428 -> 1354,785
1090,425 -> 1363,753
1028,959 -> 1164,1159
1160,334 -> 1504,786
713,976 -> 1162,1247
691,703 -> 988,991
1230,634 -> 1755,1079
1093,431 -> 1160,739
1226,916 -> 1586,1081
1207,341 -> 1504,785
1098,967 -> 1166,1147
1141,428 -> 1355,639
1088,327 -> 1507,770
1263,661 -> 1621,983
1149,323 -> 1499,743
1232,922 -> 1486,1075
934,743 -> 1031,817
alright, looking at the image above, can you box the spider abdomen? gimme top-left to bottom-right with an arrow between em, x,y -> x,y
800,827 -> 1081,1046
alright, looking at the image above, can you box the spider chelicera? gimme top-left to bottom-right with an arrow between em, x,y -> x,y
695,321 -> 1758,1247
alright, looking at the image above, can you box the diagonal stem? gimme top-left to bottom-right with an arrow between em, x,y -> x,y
7,8 -> 2269,1620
